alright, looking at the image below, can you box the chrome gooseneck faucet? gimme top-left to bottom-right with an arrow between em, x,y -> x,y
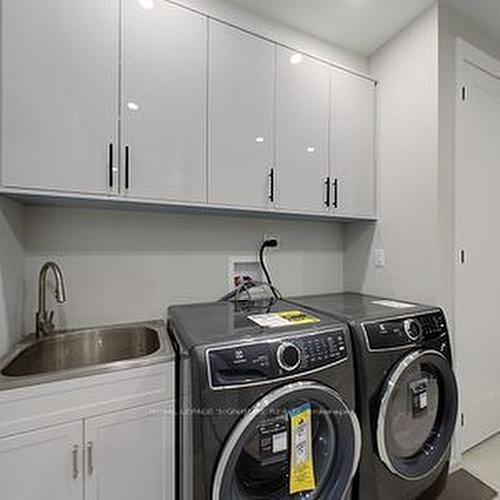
36,262 -> 67,338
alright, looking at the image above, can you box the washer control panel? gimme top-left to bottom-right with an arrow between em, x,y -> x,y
363,311 -> 447,351
208,329 -> 347,388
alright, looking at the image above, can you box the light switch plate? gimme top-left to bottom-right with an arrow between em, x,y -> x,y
374,249 -> 386,268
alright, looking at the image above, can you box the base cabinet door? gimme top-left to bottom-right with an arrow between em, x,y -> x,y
85,401 -> 174,500
121,0 -> 207,202
0,0 -> 119,194
330,68 -> 376,218
0,422 -> 83,500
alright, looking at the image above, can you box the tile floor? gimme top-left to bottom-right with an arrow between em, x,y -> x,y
463,433 -> 500,498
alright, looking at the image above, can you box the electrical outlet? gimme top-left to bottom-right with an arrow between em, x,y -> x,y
264,234 -> 280,250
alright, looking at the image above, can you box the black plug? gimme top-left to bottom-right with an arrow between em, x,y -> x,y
259,238 -> 279,299
262,238 -> 278,249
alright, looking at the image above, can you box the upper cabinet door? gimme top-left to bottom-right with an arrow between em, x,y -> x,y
122,0 -> 207,203
208,21 -> 275,209
1,0 -> 119,194
276,49 -> 330,213
330,68 -> 376,218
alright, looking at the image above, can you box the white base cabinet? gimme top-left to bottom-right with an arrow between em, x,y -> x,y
0,422 -> 83,500
0,363 -> 174,500
86,402 -> 174,500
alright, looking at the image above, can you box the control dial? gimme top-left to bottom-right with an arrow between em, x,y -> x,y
277,342 -> 301,372
404,319 -> 422,341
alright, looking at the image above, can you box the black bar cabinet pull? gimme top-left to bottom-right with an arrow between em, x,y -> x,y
333,178 -> 339,208
108,143 -> 114,188
324,177 -> 331,207
125,146 -> 130,190
269,168 -> 275,203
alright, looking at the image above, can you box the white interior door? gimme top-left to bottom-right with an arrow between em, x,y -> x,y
208,21 -> 275,209
1,0 -> 119,194
276,48 -> 330,213
0,422 -> 83,500
122,0 -> 207,202
456,60 -> 500,451
330,68 -> 376,218
85,401 -> 174,500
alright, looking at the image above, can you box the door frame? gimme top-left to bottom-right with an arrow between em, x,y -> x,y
454,38 -> 500,453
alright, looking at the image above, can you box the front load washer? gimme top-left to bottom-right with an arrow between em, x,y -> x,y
168,299 -> 361,500
288,293 -> 459,500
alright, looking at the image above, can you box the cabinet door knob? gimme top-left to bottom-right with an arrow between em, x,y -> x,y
87,441 -> 94,475
72,445 -> 79,480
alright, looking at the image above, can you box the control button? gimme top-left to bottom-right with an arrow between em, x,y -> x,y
277,343 -> 302,372
404,319 -> 422,341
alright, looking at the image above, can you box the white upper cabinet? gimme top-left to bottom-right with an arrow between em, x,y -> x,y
1,0 -> 119,194
208,21 -> 275,209
330,68 -> 376,218
275,48 -> 330,213
121,0 -> 207,203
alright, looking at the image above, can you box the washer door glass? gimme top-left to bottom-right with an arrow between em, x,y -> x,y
377,350 -> 458,480
212,381 -> 361,500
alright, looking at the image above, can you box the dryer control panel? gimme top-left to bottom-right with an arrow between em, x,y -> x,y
363,311 -> 447,351
207,329 -> 347,389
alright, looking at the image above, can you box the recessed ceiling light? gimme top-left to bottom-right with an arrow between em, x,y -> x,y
255,137 -> 265,143
307,146 -> 316,153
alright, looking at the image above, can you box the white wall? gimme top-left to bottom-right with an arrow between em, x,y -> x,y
22,206 -> 344,333
344,6 -> 440,304
0,199 -> 24,356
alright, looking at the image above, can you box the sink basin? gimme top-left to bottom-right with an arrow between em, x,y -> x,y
1,324 -> 164,378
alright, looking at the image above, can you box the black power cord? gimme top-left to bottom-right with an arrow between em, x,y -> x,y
259,238 -> 279,299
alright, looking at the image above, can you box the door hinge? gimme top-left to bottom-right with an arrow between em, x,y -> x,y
461,413 -> 465,427
461,85 -> 467,101
459,250 -> 466,264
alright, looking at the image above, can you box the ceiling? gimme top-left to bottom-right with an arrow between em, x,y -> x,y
221,0 -> 435,56
444,0 -> 500,46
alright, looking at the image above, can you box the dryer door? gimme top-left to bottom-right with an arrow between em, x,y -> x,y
376,349 -> 458,480
212,381 -> 361,500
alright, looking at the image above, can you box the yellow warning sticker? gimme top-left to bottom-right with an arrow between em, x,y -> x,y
289,403 -> 316,495
278,310 -> 320,325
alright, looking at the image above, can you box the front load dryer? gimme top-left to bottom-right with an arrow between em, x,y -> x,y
288,293 -> 459,500
168,299 -> 361,500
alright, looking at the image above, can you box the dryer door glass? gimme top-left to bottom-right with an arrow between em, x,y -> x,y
212,381 -> 361,500
377,350 -> 458,480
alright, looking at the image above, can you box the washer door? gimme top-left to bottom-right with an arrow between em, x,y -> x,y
212,381 -> 361,500
377,349 -> 458,480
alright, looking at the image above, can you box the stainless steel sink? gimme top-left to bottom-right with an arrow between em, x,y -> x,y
0,321 -> 173,388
